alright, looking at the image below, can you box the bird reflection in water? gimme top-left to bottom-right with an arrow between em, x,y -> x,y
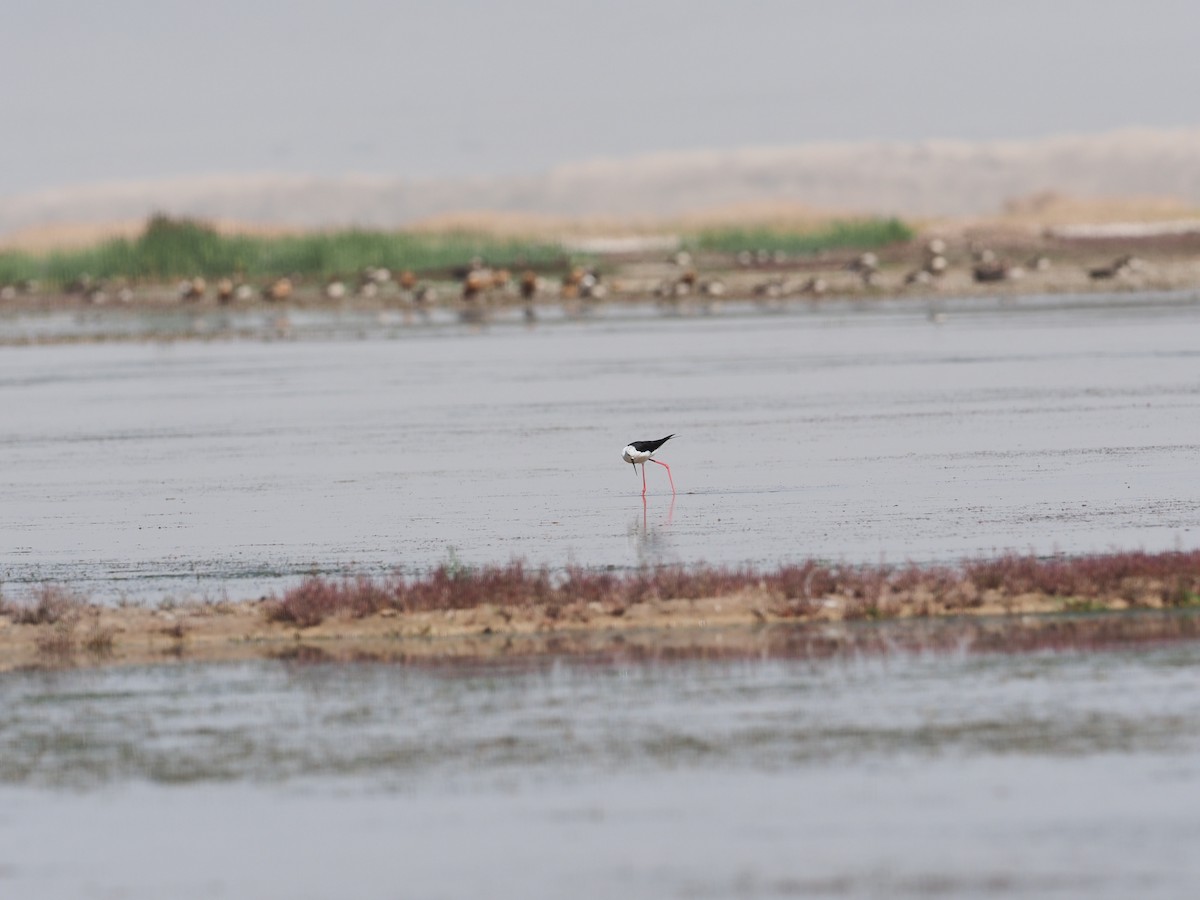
630,493 -> 676,565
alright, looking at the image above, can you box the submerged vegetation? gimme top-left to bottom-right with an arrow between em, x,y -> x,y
3,583 -> 90,626
262,549 -> 1200,628
0,214 -> 917,288
3,550 -> 1200,669
4,549 -> 1196,635
0,584 -> 113,659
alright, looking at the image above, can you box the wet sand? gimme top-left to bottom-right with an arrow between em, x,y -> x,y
3,586 -> 1198,673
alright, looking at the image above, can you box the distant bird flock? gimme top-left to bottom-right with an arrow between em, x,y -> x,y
0,239 -> 1163,319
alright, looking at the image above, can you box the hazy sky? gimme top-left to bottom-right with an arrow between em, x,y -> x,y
4,0 -> 1199,197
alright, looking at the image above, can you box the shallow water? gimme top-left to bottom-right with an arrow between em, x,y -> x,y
1,635 -> 1199,898
3,292 -> 1200,602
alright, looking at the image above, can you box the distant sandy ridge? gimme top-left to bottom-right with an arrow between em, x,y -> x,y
4,128 -> 1200,245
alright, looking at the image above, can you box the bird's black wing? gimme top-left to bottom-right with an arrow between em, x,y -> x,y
631,434 -> 675,453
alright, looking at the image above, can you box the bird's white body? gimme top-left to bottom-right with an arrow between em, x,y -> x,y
622,444 -> 656,465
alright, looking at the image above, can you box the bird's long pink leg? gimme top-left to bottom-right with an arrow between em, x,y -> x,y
641,463 -> 648,496
650,458 -> 676,494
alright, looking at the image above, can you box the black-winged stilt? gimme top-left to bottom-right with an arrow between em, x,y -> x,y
622,434 -> 676,496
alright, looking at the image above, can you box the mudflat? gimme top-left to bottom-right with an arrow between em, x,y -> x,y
3,578 -> 1198,672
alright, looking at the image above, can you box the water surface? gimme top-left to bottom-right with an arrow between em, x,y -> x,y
3,292 -> 1200,602
1,634 -> 1199,898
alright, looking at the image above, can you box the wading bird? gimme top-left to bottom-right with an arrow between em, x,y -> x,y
622,434 -> 676,496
